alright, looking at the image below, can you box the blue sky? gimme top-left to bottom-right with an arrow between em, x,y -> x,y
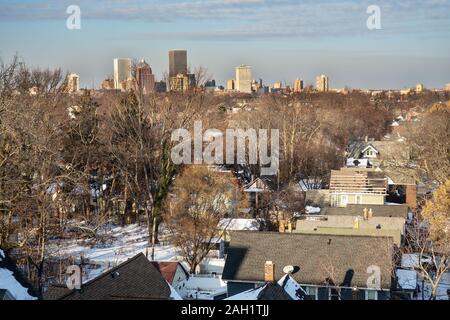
1,0 -> 449,89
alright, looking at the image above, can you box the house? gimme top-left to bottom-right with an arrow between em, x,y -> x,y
346,138 -> 411,168
44,253 -> 181,300
329,168 -> 387,207
0,249 -> 37,300
222,231 -> 395,300
244,176 -> 278,216
294,214 -> 405,246
226,274 -> 306,300
151,261 -> 189,291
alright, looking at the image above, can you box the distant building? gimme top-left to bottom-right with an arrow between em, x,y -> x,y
316,75 -> 329,92
169,73 -> 196,92
415,84 -> 424,93
273,82 -> 282,89
169,49 -> 187,77
293,79 -> 304,93
101,79 -> 114,90
235,65 -> 252,93
445,83 -> 450,91
227,79 -> 235,91
136,59 -> 155,94
67,73 -> 80,93
113,58 -> 132,90
155,80 -> 167,93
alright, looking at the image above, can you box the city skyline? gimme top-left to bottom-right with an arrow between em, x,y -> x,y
0,0 -> 449,89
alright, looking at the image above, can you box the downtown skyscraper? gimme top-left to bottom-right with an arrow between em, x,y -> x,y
169,50 -> 188,77
113,58 -> 132,90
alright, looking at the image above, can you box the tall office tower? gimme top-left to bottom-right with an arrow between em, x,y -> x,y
169,50 -> 188,77
114,58 -> 132,89
227,79 -> 235,91
293,79 -> 304,93
415,83 -> 424,93
235,65 -> 252,93
316,74 -> 329,92
136,59 -> 155,94
446,83 -> 450,91
67,73 -> 80,93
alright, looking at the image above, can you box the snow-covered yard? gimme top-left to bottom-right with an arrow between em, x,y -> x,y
46,223 -> 182,282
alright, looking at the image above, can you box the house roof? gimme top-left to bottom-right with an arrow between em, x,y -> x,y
44,253 -> 173,300
218,218 -> 262,231
0,249 -> 37,300
222,231 -> 394,289
226,274 -> 306,300
322,204 -> 409,219
329,169 -> 387,195
151,261 -> 188,284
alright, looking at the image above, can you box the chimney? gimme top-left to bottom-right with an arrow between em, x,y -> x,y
363,208 -> 368,220
368,208 -> 373,219
365,136 -> 368,143
264,261 -> 275,282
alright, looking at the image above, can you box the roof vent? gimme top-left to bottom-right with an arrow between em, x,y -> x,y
327,238 -> 332,245
111,271 -> 120,279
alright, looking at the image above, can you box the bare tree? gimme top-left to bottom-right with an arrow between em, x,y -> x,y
165,165 -> 236,273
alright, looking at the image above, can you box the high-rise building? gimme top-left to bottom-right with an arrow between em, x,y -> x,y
316,74 -> 329,92
136,59 -> 155,94
169,50 -> 188,77
67,73 -> 80,93
416,83 -> 424,93
235,65 -> 252,93
113,58 -> 132,90
293,79 -> 304,93
446,83 -> 450,91
227,79 -> 235,91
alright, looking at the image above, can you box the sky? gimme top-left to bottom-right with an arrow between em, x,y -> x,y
0,0 -> 449,89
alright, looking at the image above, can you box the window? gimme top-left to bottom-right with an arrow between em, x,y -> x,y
303,286 -> 318,300
365,290 -> 378,300
329,288 -> 341,300
340,195 -> 348,207
356,195 -> 362,204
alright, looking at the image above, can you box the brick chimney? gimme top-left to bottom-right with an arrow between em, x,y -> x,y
405,184 -> 417,209
264,261 -> 275,282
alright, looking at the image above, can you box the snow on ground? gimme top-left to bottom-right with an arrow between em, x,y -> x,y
46,223 -> 182,282
305,206 -> 321,214
0,249 -> 36,300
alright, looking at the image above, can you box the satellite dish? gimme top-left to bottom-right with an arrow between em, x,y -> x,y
283,265 -> 295,275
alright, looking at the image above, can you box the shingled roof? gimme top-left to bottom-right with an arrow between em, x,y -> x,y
44,253 -> 173,300
222,232 -> 394,290
322,204 -> 409,218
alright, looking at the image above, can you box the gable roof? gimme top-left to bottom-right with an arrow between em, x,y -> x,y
44,253 -> 172,300
151,261 -> 188,284
322,204 -> 409,218
222,231 -> 394,290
